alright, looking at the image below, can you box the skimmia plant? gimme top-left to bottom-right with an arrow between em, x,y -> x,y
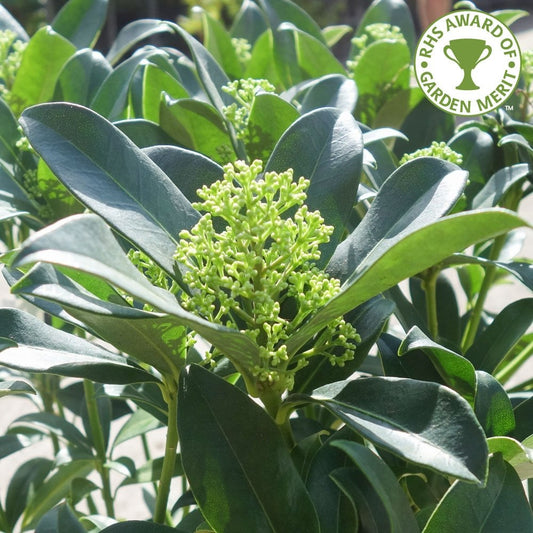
0,0 -> 532,532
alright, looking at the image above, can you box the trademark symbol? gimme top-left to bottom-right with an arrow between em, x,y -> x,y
505,105 -> 514,111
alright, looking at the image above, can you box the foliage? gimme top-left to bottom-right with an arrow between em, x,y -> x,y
0,0 -> 531,532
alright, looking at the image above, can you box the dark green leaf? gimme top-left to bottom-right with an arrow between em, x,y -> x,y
475,371 -> 515,437
285,376 -> 488,483
231,0 -> 268,44
91,48 -> 161,121
178,364 -> 320,533
422,454 -> 532,532
289,209 -> 526,354
22,460 -> 94,529
355,0 -> 416,54
10,214 -> 261,369
449,127 -> 495,184
20,102 -> 199,276
52,0 -> 108,49
5,458 -> 53,529
328,158 -> 468,283
331,440 -> 419,532
246,92 -> 299,161
299,74 -> 357,114
11,27 -> 76,110
201,9 -> 242,79
54,49 -> 112,106
0,4 -> 29,40
473,164 -> 531,208
104,383 -> 167,424
106,19 -> 173,65
399,326 -> 476,404
258,0 -> 324,42
113,408 -> 161,448
115,119 -> 175,148
0,307 -> 156,384
9,412 -> 92,453
511,396 -> 533,442
143,145 -> 223,204
266,108 -> 362,263
499,133 -> 533,156
159,97 -> 235,165
294,296 -> 394,393
467,299 -> 533,373
0,434 -> 35,460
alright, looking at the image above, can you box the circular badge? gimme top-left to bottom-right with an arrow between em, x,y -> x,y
414,10 -> 521,116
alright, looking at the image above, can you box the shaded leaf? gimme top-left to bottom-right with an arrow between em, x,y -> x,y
422,454 -> 532,533
0,379 -> 35,397
178,364 -> 320,533
285,376 -> 488,483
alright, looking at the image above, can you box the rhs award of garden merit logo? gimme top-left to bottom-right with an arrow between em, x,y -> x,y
414,10 -> 521,116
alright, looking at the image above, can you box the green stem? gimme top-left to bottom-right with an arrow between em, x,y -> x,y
494,340 -> 533,385
154,379 -> 179,524
423,268 -> 440,340
83,380 -> 115,518
262,390 -> 295,448
461,235 -> 506,352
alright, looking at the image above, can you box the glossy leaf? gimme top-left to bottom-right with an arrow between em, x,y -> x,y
231,0 -> 268,44
473,163 -> 531,209
5,458 -> 53,530
178,364 -> 320,533
422,454 -> 533,533
113,409 -> 161,448
144,145 -> 223,204
91,48 -> 160,120
106,19 -> 173,65
322,25 -> 352,47
289,209 -> 526,355
399,326 -> 476,404
355,0 -> 416,54
201,9 -> 242,79
299,74 -> 357,114
488,436 -> 533,480
10,214 -> 261,368
54,49 -> 112,106
0,307 -> 156,384
328,158 -> 467,283
35,503 -> 86,533
448,127 -> 495,184
20,102 -> 199,276
10,27 -> 76,110
159,96 -> 236,164
246,92 -> 299,161
120,456 -> 183,487
474,371 -> 515,437
22,460 -> 94,529
331,440 -> 419,532
115,119 -> 175,148
52,0 -> 108,49
9,412 -> 92,453
258,0 -> 324,42
285,376 -> 488,483
0,4 -> 29,40
142,63 -> 188,122
266,108 -> 363,262
467,298 -> 533,373
294,296 -> 394,393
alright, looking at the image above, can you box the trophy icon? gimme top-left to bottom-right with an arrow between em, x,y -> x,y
443,39 -> 492,90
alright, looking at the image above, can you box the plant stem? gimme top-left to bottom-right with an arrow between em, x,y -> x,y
423,268 -> 440,340
83,380 -> 115,518
154,379 -> 179,524
461,235 -> 506,352
495,340 -> 533,385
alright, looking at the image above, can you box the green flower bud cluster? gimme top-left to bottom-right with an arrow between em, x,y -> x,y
347,23 -> 407,72
175,160 -> 359,392
0,30 -> 26,111
222,78 -> 276,142
231,37 -> 252,68
399,141 -> 463,166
